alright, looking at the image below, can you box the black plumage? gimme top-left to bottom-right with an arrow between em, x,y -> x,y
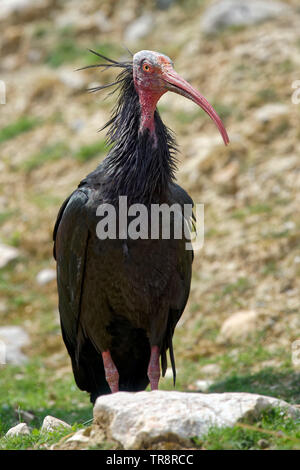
53,50 -> 228,403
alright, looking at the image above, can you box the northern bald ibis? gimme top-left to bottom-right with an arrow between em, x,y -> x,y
53,50 -> 229,403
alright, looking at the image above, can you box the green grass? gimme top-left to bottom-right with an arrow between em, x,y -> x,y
256,88 -> 279,104
22,142 -> 68,172
211,277 -> 252,303
173,102 -> 232,126
30,193 -> 64,209
278,59 -> 295,74
0,360 -> 91,449
262,260 -> 278,275
84,43 -> 124,66
19,139 -> 108,173
32,23 -> 49,39
211,102 -> 232,121
194,408 -> 300,450
221,277 -> 251,297
1,349 -> 300,449
0,210 -> 17,226
174,109 -> 204,125
210,368 -> 300,403
45,35 -> 122,69
73,140 -> 108,162
0,117 -> 40,145
231,204 -> 272,220
45,40 -> 85,68
1,425 -> 81,450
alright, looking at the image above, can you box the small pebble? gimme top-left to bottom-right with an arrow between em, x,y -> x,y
6,422 -> 30,437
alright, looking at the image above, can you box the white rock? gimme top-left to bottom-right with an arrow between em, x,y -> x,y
41,416 -> 71,433
254,104 -> 289,123
284,221 -> 295,231
6,422 -> 30,437
219,310 -> 258,342
94,391 -> 299,449
124,14 -> 154,42
27,49 -> 43,63
56,10 -> 112,34
58,69 -> 85,91
94,11 -> 112,33
200,363 -> 221,377
0,243 -> 19,269
0,326 -> 29,365
0,0 -> 32,19
36,268 -> 56,285
201,0 -> 290,34
0,0 -> 50,22
195,379 -> 214,392
66,429 -> 90,443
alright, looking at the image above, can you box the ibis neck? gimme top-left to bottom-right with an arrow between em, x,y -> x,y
101,87 -> 177,205
138,89 -> 163,137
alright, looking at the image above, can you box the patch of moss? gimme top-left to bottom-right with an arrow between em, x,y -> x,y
0,117 -> 40,145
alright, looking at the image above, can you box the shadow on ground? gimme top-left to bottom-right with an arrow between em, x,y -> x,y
208,368 -> 300,404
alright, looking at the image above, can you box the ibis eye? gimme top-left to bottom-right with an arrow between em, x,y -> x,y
143,63 -> 151,72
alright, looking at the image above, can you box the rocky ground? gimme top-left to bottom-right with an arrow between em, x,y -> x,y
0,0 -> 300,450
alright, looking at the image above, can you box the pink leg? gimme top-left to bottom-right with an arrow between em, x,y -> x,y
147,345 -> 160,390
102,350 -> 119,393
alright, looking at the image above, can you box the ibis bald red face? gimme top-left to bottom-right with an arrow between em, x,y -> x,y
133,50 -> 229,145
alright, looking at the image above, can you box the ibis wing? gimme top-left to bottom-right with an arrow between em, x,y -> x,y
161,183 -> 194,381
169,182 -> 194,207
53,189 -> 90,357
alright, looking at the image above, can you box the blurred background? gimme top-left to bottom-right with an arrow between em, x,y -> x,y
0,0 -> 300,447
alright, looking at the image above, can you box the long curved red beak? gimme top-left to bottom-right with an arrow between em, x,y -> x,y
162,69 -> 229,146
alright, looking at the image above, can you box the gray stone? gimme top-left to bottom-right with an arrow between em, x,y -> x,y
0,243 -> 19,269
93,391 -> 299,449
0,326 -> 29,365
36,268 -> 56,285
200,363 -> 221,377
0,0 -> 32,20
6,422 -> 30,437
195,379 -> 214,392
58,69 -> 85,92
41,415 -> 71,433
16,409 -> 35,424
66,428 -> 91,444
254,103 -> 289,123
124,14 -> 154,43
218,310 -> 258,343
201,0 -> 290,35
0,0 -> 51,23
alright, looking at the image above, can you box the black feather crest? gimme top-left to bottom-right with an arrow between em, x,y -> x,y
77,49 -> 133,94
79,50 -> 178,205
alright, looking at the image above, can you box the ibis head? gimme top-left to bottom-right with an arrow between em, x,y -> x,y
133,50 -> 229,145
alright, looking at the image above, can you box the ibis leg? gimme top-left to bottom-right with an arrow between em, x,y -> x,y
147,345 -> 160,390
102,350 -> 119,393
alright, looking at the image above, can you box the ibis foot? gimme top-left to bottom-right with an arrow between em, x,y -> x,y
102,350 -> 119,393
148,345 -> 160,390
